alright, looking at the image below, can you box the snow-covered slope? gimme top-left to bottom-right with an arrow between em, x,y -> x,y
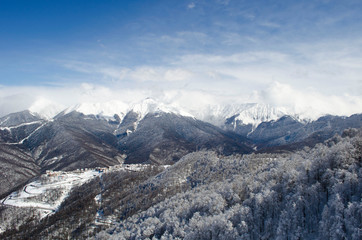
26,98 -> 307,130
0,164 -> 154,219
191,103 -> 289,128
0,110 -> 42,127
233,103 -> 287,126
1,169 -> 102,218
130,98 -> 194,120
61,98 -> 193,125
64,100 -> 129,121
60,100 -> 292,129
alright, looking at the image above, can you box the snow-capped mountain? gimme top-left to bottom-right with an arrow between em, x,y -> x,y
59,98 -> 194,126
0,110 -> 42,127
3,99 -> 360,156
192,103 -> 288,128
28,98 -> 297,131
63,100 -> 129,120
229,103 -> 288,127
55,99 -> 298,140
130,98 -> 194,120
1,100 -> 361,239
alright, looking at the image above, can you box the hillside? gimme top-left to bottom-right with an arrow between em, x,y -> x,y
0,128 -> 360,239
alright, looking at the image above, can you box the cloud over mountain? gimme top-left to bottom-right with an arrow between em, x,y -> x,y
1,81 -> 361,121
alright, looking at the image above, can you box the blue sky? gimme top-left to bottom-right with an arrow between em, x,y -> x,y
0,0 -> 361,117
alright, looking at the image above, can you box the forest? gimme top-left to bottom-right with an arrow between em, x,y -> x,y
97,128 -> 361,240
1,128 -> 361,239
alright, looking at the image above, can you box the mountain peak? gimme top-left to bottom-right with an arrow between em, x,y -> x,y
194,102 -> 288,128
24,98 -> 326,130
63,100 -> 129,120
0,110 -> 42,127
130,98 -> 193,120
233,103 -> 287,127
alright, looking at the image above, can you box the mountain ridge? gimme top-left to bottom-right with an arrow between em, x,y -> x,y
20,98 -> 351,131
0,104 -> 361,239
1,106 -> 360,170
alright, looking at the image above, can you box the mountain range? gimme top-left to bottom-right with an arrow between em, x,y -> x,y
0,98 -> 361,239
1,99 -> 360,197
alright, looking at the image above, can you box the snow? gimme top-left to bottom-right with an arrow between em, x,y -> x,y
190,103 -> 288,128
130,98 -> 193,119
63,100 -> 129,122
0,120 -> 48,145
26,97 -> 317,130
234,103 -> 287,128
0,120 -> 43,131
33,98 -> 194,122
0,116 -> 10,126
61,98 -> 193,124
129,98 -> 194,130
94,193 -> 102,203
0,164 -> 157,218
1,169 -> 102,217
18,122 -> 48,144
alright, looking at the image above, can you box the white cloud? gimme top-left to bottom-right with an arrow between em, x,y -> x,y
118,66 -> 192,82
221,33 -> 259,46
2,37 -> 361,119
188,2 -> 195,9
257,82 -> 362,120
0,82 -> 361,121
164,69 -> 192,82
169,40 -> 362,96
0,92 -> 35,117
59,60 -> 126,82
29,97 -> 65,119
59,37 -> 361,98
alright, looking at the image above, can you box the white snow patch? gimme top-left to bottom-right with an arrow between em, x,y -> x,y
18,122 -> 48,144
130,98 -> 193,119
127,98 -> 194,130
61,98 -> 194,127
26,97 -> 312,131
95,193 -> 102,203
0,120 -> 43,131
0,117 -> 10,126
64,100 -> 128,121
234,103 -> 287,129
1,169 -> 102,218
192,102 -> 288,129
1,164 -> 160,219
